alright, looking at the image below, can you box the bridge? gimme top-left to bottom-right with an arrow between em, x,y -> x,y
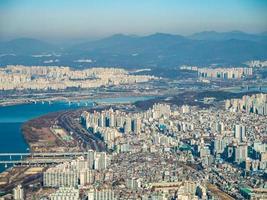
0,151 -> 89,157
0,158 -> 71,165
0,152 -> 90,168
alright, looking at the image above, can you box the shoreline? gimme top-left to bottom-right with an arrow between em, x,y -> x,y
0,94 -> 152,177
0,109 -> 87,192
0,92 -> 158,107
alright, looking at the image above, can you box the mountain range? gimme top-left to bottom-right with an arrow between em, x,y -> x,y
0,31 -> 267,68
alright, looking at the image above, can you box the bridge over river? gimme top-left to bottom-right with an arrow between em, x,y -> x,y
0,151 -> 89,168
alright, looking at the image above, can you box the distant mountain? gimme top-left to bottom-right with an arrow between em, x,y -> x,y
0,38 -> 57,55
189,31 -> 267,42
67,32 -> 267,67
0,31 -> 267,67
70,33 -> 189,55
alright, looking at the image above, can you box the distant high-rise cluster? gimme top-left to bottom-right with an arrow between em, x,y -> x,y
245,60 -> 267,68
81,104 -> 178,152
225,93 -> 267,115
198,67 -> 253,80
81,108 -> 141,148
180,65 -> 198,71
0,65 -> 157,90
81,104 -> 171,133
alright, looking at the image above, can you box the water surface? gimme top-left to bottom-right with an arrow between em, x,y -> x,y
0,96 -> 153,172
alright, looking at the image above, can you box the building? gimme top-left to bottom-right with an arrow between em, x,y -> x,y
235,145 -> 248,164
198,67 -> 253,80
13,185 -> 24,200
94,152 -> 108,170
133,117 -> 141,134
87,189 -> 115,200
234,124 -> 246,143
43,167 -> 78,187
80,169 -> 94,186
214,135 -> 226,154
50,187 -> 79,200
124,117 -> 132,134
226,94 -> 267,116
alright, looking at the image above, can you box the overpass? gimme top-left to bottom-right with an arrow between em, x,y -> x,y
0,151 -> 89,158
0,151 -> 91,168
0,158 -> 71,165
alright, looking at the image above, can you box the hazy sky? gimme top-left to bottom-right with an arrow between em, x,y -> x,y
0,0 -> 267,41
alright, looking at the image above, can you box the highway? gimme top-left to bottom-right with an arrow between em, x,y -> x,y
0,152 -> 89,157
0,158 -> 71,165
56,110 -> 106,152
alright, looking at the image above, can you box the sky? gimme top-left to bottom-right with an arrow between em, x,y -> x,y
0,0 -> 266,41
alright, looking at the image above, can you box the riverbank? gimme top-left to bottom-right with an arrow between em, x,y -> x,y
0,98 -> 142,192
0,89 -> 159,107
22,111 -> 81,153
0,96 -> 154,175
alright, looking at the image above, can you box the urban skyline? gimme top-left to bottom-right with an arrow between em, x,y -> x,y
0,1 -> 266,200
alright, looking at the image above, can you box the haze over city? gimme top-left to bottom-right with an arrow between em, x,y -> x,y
0,1 -> 267,200
0,0 -> 267,41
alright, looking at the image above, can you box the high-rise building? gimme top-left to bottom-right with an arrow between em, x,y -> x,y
226,94 -> 267,116
184,181 -> 197,196
43,168 -> 78,187
214,135 -> 226,154
88,189 -> 115,200
87,150 -> 96,169
126,178 -> 141,190
13,185 -> 24,200
181,105 -> 190,113
215,122 -> 224,134
235,145 -> 248,164
94,152 -> 108,170
77,156 -> 88,171
152,103 -> 171,119
124,117 -> 132,134
50,187 -> 79,200
116,116 -> 124,128
200,146 -> 210,158
109,113 -> 115,127
133,117 -> 141,134
234,124 -> 245,143
99,113 -> 105,127
80,169 -> 94,186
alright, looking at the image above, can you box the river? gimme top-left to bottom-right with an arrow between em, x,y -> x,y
0,96 -> 152,172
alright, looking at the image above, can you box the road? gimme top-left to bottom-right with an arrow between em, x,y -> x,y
56,110 -> 106,152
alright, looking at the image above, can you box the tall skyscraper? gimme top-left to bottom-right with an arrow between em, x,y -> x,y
87,150 -> 95,169
109,113 -> 115,127
214,135 -> 226,154
235,145 -> 248,164
133,117 -> 141,134
215,122 -> 224,134
124,117 -> 132,134
234,124 -> 245,143
94,152 -> 108,170
99,113 -> 105,127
